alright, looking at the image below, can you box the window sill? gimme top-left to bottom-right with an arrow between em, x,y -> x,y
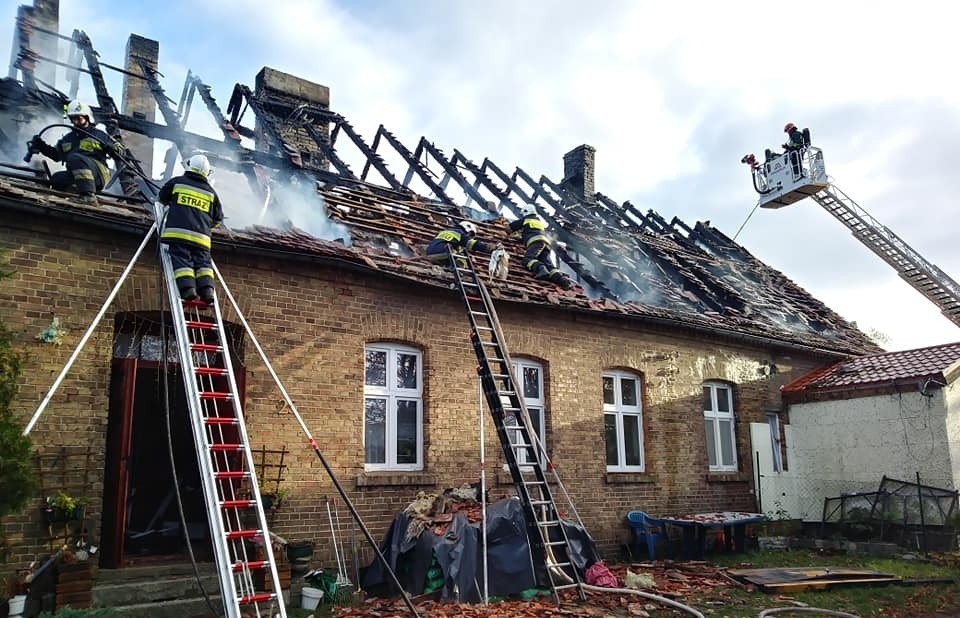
705,472 -> 750,483
356,472 -> 438,488
605,472 -> 656,485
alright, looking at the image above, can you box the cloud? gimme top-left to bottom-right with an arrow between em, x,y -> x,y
2,0 -> 958,350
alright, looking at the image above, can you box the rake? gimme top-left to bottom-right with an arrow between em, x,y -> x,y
326,497 -> 354,601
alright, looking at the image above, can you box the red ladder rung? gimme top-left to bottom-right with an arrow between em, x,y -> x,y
215,471 -> 248,480
238,593 -> 275,605
185,320 -> 216,330
200,391 -> 231,400
195,366 -> 227,376
225,530 -> 260,541
205,417 -> 239,425
210,444 -> 246,452
466,295 -> 482,302
221,499 -> 255,509
190,343 -> 221,353
233,560 -> 268,572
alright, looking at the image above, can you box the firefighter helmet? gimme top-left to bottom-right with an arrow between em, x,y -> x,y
65,100 -> 95,124
784,122 -> 796,133
184,154 -> 212,179
519,203 -> 536,217
459,221 -> 478,236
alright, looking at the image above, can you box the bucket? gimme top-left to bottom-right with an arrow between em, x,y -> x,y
300,586 -> 323,610
8,594 -> 27,617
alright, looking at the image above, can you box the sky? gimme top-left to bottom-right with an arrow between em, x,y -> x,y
2,0 -> 958,352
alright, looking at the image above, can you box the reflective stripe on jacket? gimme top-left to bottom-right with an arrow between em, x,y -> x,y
158,172 -> 223,249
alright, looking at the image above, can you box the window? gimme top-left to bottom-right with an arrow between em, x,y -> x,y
603,371 -> 644,472
505,359 -> 545,467
703,382 -> 737,472
767,412 -> 783,473
364,344 -> 423,471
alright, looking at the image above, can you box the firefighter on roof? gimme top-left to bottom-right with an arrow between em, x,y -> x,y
158,154 -> 224,305
425,220 -> 498,268
507,203 -> 574,290
27,100 -> 122,205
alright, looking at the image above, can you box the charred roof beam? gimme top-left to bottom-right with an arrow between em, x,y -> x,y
481,158 -> 531,214
451,150 -> 516,215
418,139 -> 488,212
227,84 -> 306,171
323,113 -> 404,191
373,125 -> 454,205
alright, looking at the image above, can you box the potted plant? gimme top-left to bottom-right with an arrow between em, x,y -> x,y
260,485 -> 290,513
42,491 -> 86,523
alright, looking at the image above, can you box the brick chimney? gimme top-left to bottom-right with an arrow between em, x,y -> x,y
561,144 -> 596,204
10,0 -> 59,85
121,34 -> 159,172
254,67 -> 330,170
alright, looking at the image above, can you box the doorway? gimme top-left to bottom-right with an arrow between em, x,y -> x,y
101,359 -> 213,566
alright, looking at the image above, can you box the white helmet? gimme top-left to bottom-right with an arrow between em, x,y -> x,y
520,203 -> 536,217
64,100 -> 95,124
184,154 -> 212,179
459,221 -> 478,236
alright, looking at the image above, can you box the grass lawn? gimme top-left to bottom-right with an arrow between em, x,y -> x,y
668,549 -> 960,618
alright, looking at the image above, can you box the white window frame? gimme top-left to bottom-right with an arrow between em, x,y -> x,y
363,344 -> 423,471
703,381 -> 737,472
767,412 -> 783,473
504,359 -> 546,469
603,370 -> 644,472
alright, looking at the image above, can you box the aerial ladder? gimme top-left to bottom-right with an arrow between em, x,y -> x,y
743,140 -> 960,328
446,246 -> 587,604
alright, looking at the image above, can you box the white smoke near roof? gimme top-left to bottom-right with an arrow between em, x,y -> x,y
184,163 -> 352,246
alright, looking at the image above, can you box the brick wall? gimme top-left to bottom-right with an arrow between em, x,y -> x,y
0,209 -> 825,573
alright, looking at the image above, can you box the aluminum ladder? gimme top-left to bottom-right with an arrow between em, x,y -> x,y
159,242 -> 287,618
812,185 -> 960,327
446,247 -> 586,604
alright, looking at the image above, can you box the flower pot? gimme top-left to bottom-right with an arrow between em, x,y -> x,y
286,541 -> 314,562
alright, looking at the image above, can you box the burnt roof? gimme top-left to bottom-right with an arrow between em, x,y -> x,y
0,19 -> 882,358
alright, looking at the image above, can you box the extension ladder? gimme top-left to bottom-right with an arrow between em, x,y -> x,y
447,247 -> 586,603
158,241 -> 287,618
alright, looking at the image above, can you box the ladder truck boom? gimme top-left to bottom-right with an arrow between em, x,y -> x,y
742,140 -> 960,328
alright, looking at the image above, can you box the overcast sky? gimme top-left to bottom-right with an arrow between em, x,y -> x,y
2,0 -> 958,352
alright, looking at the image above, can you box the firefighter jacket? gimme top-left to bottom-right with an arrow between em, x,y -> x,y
508,214 -> 550,247
425,226 -> 493,256
785,127 -> 806,151
158,172 -> 224,250
36,127 -> 118,177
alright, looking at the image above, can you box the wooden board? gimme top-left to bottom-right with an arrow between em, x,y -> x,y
728,566 -> 900,592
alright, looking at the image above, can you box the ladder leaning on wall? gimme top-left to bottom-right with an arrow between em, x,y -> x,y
446,245 -> 587,605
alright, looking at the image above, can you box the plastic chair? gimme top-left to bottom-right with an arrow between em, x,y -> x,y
626,510 -> 671,560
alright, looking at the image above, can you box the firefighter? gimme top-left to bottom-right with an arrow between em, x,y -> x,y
27,100 -> 121,205
507,203 -> 574,290
782,122 -> 809,177
425,220 -> 498,268
158,154 -> 224,304
782,122 -> 809,151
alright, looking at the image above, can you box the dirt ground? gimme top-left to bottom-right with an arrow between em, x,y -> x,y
326,559 -> 960,618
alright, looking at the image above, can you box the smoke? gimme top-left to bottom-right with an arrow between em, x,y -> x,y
0,108 -> 71,164
199,167 -> 352,246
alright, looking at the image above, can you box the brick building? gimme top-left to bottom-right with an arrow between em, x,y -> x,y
0,0 -> 879,591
